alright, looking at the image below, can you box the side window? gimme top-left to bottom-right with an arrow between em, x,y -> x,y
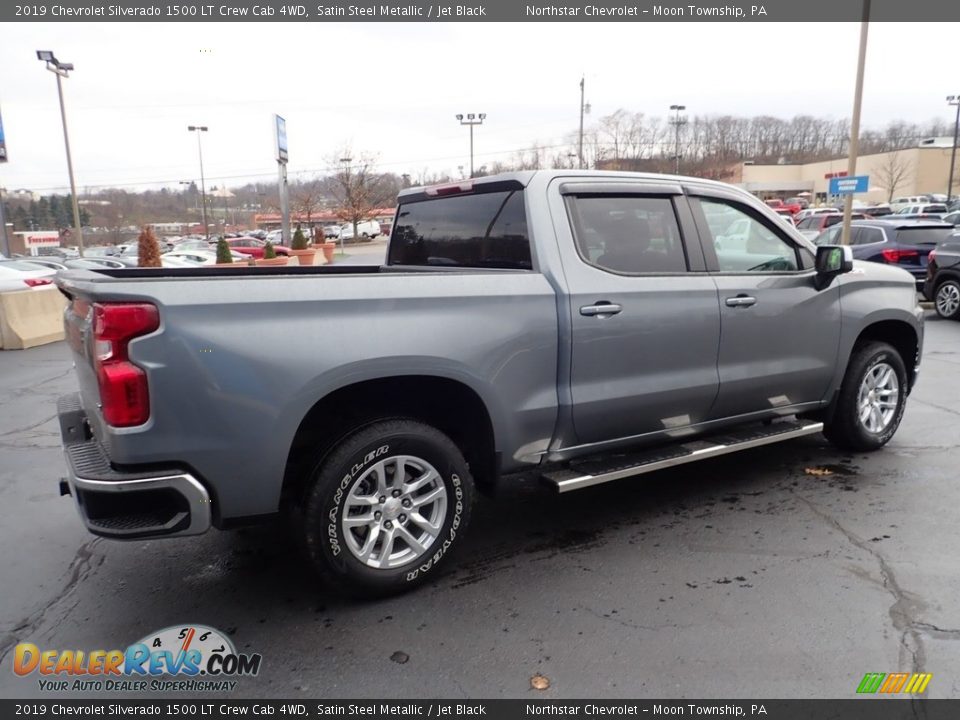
857,228 -> 884,245
698,198 -> 800,272
568,195 -> 688,274
819,226 -> 842,245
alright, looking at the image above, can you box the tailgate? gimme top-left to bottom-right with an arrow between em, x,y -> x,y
61,291 -> 104,435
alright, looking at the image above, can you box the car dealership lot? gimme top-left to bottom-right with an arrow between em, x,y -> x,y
1,315 -> 958,699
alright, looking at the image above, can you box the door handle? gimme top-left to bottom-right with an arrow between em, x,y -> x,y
580,303 -> 623,317
725,295 -> 757,308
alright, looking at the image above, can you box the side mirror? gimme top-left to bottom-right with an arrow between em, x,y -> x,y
814,244 -> 853,288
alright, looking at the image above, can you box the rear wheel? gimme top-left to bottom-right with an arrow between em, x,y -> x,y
299,419 -> 473,597
934,279 -> 960,320
824,342 -> 907,451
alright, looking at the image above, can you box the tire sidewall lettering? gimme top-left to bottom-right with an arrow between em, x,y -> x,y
327,444 -> 389,558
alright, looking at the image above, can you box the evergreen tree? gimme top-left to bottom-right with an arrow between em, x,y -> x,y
137,225 -> 163,268
215,238 -> 232,264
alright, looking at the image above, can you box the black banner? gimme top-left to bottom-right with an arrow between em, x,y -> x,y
2,0 -> 959,23
1,700 -> 958,720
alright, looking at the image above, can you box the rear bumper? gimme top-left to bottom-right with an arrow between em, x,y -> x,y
58,393 -> 211,540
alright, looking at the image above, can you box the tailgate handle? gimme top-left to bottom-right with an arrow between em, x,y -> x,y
580,302 -> 623,317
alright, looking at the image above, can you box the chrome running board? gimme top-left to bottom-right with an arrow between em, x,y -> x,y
543,421 -> 824,493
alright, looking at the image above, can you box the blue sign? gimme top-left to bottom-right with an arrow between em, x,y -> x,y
829,175 -> 869,194
0,106 -> 7,163
274,114 -> 288,164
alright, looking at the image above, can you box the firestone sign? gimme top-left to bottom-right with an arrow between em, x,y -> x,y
17,231 -> 60,248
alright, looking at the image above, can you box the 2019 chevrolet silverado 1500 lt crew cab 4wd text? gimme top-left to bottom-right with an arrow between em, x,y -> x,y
55,171 -> 924,596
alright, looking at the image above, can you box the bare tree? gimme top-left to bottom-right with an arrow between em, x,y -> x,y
327,147 -> 394,241
290,179 -> 326,236
874,151 -> 912,202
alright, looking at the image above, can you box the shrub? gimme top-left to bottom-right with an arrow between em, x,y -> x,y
291,227 -> 308,250
137,225 -> 162,268
263,241 -> 277,259
215,238 -> 232,264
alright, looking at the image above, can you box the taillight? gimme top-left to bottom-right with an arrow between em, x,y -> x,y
881,248 -> 919,263
92,303 -> 159,427
425,181 -> 474,196
24,278 -> 53,287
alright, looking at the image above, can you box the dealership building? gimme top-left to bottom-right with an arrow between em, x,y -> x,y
731,138 -> 957,204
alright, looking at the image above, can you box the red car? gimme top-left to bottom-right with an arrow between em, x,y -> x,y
222,237 -> 290,259
764,198 -> 803,216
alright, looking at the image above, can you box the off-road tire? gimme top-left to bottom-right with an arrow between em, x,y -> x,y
823,341 -> 907,452
300,419 -> 473,597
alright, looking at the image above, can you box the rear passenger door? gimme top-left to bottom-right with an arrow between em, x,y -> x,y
556,181 -> 722,445
689,191 -> 841,420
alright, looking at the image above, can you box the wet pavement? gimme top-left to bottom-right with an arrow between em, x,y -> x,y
1,313 -> 958,699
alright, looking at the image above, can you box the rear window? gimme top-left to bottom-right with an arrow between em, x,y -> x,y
388,190 -> 531,269
895,227 -> 955,245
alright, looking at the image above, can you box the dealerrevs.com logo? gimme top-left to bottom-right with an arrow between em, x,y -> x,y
13,625 -> 262,692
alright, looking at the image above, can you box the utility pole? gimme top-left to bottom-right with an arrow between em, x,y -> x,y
840,0 -> 870,247
578,76 -> 586,169
669,104 -> 687,175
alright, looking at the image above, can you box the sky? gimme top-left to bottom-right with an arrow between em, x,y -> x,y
0,21 -> 956,194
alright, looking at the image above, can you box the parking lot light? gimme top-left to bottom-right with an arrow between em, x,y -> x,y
456,113 -> 486,178
187,126 -> 210,241
37,50 -> 84,257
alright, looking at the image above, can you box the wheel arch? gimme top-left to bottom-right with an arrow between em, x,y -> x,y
851,319 -> 920,391
281,375 -> 499,507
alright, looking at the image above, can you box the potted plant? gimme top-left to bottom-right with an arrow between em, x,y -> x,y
312,228 -> 336,264
288,227 -> 317,266
214,237 -> 238,267
256,240 -> 289,267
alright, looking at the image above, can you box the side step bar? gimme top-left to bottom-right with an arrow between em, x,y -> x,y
542,420 -> 824,493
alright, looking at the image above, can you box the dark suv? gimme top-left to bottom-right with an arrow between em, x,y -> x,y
924,235 -> 960,320
814,219 -> 956,290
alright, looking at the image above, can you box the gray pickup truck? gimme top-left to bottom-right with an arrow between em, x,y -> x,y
55,170 -> 924,595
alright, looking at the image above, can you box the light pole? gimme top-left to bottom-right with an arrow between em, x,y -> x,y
669,104 -> 687,175
839,0 -> 870,247
37,50 -> 85,257
338,157 -> 351,256
178,180 -> 193,218
455,113 -> 486,178
947,96 -> 960,202
187,125 -> 209,240
578,76 -> 591,169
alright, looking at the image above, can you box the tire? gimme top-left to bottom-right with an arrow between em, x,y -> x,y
934,278 -> 960,320
300,419 -> 473,597
823,341 -> 907,452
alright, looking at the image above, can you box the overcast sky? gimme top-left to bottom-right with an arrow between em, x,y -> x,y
0,21 -> 956,193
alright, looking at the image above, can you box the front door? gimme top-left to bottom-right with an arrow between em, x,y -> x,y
689,193 -> 842,420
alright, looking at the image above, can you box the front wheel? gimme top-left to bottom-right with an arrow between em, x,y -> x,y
300,419 -> 473,597
935,279 -> 960,320
823,341 -> 907,451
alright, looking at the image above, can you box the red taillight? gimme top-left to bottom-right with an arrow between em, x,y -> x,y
24,278 -> 53,287
881,248 -> 919,263
92,303 -> 159,427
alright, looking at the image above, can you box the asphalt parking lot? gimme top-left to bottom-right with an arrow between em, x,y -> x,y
1,313 -> 958,699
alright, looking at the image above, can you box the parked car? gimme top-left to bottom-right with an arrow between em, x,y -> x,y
923,235 -> 960,320
895,203 -> 947,217
891,196 -> 931,211
795,212 -> 865,240
794,207 -> 841,223
223,237 -> 291,258
161,250 -> 252,266
13,257 -> 68,272
265,230 -> 284,246
64,258 -> 128,270
0,259 -> 57,292
941,211 -> 960,226
784,196 -> 810,210
861,204 -> 894,217
55,170 -> 924,596
814,218 -> 955,290
170,239 -> 214,252
340,220 -> 381,240
763,198 -> 802,215
771,208 -> 795,225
